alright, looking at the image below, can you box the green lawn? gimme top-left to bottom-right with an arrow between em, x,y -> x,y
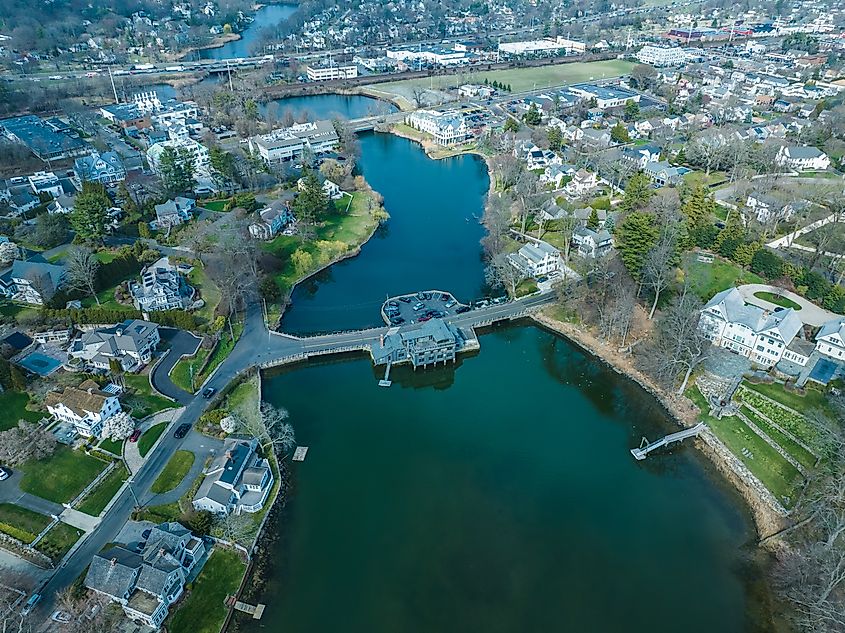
682,170 -> 727,189
122,373 -> 173,419
200,199 -> 230,212
187,266 -> 221,326
688,386 -> 802,508
138,422 -> 168,458
515,279 -> 538,297
740,406 -> 817,471
0,503 -> 51,543
169,548 -> 246,633
683,253 -> 764,301
151,451 -> 195,494
0,391 -> 43,431
77,464 -> 129,516
98,437 -> 124,456
35,522 -> 84,561
743,381 -> 835,420
136,502 -> 183,524
20,447 -> 108,504
365,59 -> 635,99
753,291 -> 802,310
171,321 -> 243,394
227,374 -> 260,429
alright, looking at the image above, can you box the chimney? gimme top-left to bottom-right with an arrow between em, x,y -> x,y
110,557 -> 117,566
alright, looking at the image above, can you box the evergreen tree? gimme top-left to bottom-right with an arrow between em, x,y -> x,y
620,172 -> 654,212
610,122 -> 630,144
547,126 -> 563,151
158,146 -> 196,197
115,181 -> 138,216
523,103 -> 542,125
604,214 -> 615,233
616,211 -> 658,280
293,169 -> 330,223
503,117 -> 520,133
714,213 -> 746,260
70,181 -> 110,242
624,100 -> 640,120
681,184 -> 717,248
586,208 -> 600,230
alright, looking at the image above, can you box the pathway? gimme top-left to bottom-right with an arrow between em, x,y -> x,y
737,284 -> 841,327
59,508 -> 100,532
766,211 -> 843,250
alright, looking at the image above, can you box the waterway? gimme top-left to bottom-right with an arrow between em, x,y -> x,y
254,325 -> 771,633
281,131 -> 489,334
259,93 -> 397,122
199,4 -> 296,60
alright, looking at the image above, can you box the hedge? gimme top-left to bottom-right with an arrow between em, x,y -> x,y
41,307 -> 201,330
0,521 -> 37,544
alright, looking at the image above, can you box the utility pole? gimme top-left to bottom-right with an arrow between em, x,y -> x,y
227,59 -> 234,91
108,66 -> 119,103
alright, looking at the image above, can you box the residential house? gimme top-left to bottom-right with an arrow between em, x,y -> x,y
745,193 -> 795,224
129,257 -> 194,312
146,138 -> 214,192
815,317 -> 845,362
572,226 -> 614,258
27,171 -> 63,198
192,437 -> 274,515
643,160 -> 686,187
541,164 -> 575,189
698,287 -> 803,367
249,201 -> 294,240
507,240 -> 563,278
153,197 -> 195,230
405,110 -> 470,146
621,144 -> 662,169
297,177 -> 345,200
74,151 -> 126,185
84,522 -> 207,628
44,379 -> 122,437
47,193 -> 76,215
0,259 -> 65,305
68,319 -> 160,372
579,128 -> 612,149
564,169 -> 599,196
776,145 -> 831,171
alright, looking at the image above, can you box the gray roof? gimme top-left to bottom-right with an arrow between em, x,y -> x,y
818,317 -> 845,340
85,546 -> 142,599
11,259 -> 65,288
703,288 -> 802,341
784,145 -> 824,159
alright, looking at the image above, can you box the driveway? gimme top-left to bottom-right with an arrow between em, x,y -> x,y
0,470 -> 63,517
124,408 -> 185,475
738,284 -> 842,327
141,429 -> 223,507
150,328 -> 202,405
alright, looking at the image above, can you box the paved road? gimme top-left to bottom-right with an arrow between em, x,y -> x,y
150,328 -> 202,404
33,291 -> 554,620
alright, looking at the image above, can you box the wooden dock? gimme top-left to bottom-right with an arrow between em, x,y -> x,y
292,446 -> 309,462
226,596 -> 266,619
630,423 -> 706,460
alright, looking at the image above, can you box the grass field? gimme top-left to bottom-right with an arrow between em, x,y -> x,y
169,548 -> 246,633
138,422 -> 168,458
744,381 -> 835,419
364,59 -> 636,103
187,266 -> 222,326
171,320 -> 243,394
227,374 -> 260,429
683,253 -> 764,302
151,451 -> 195,494
0,503 -> 51,543
740,406 -> 817,471
20,447 -> 108,504
200,199 -> 230,212
753,291 -> 802,310
98,437 -> 124,455
122,373 -> 173,419
688,385 -> 803,507
35,522 -> 84,561
77,463 -> 128,516
0,391 -> 43,431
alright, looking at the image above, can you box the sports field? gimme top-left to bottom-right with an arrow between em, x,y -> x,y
362,59 -> 636,106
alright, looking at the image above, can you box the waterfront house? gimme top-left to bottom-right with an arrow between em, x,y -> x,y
698,287 -> 802,367
193,437 -> 274,515
129,257 -> 194,312
248,120 -> 339,165
45,379 -> 122,438
371,318 -> 461,369
507,240 -> 563,278
84,522 -> 206,628
405,109 -> 470,146
249,201 -> 294,240
68,319 -> 160,373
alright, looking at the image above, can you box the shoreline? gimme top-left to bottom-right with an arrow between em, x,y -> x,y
530,311 -> 787,539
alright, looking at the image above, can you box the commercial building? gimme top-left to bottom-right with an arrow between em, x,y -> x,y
405,109 -> 469,145
372,318 -> 462,368
0,115 -> 90,161
636,45 -> 688,67
247,120 -> 339,165
568,83 -> 640,109
305,63 -> 358,81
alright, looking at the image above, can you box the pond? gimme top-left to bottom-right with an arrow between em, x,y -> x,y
199,4 -> 297,60
259,93 -> 397,122
251,324 -> 772,633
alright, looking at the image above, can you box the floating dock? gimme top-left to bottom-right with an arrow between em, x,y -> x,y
292,446 -> 309,462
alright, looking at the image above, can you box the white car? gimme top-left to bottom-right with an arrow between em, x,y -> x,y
51,611 -> 71,623
0,467 -> 11,481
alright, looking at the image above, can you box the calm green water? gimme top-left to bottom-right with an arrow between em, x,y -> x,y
199,4 -> 296,59
259,94 -> 397,122
256,325 -> 770,633
282,132 -> 489,334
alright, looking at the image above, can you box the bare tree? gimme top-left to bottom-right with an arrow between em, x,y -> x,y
642,226 -> 678,319
485,252 -> 523,298
64,246 -> 101,305
244,402 -> 296,455
481,192 -> 512,259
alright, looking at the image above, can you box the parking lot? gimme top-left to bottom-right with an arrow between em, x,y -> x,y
381,290 -> 471,326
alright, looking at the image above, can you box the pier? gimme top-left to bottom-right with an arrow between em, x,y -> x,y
630,423 -> 706,460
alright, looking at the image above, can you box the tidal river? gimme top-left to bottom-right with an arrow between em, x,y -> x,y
251,98 -> 771,633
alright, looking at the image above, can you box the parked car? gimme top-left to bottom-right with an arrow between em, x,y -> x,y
399,296 -> 412,303
51,611 -> 71,623
21,594 -> 40,616
390,317 -> 405,325
202,387 -> 216,399
128,429 -> 141,443
174,423 -> 191,439
0,466 -> 11,481
418,315 -> 432,322
445,300 -> 457,308
141,528 -> 152,540
456,306 -> 471,314
413,302 -> 425,311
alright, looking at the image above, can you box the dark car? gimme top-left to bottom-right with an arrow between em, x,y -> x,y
418,314 -> 432,322
456,306 -> 471,314
174,423 -> 192,439
202,387 -> 216,399
128,429 -> 142,443
141,528 -> 151,540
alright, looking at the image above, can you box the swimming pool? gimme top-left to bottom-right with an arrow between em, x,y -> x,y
17,352 -> 62,376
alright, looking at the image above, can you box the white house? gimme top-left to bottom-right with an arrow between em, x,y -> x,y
146,138 -> 213,191
637,45 -> 689,67
745,193 -> 795,224
776,145 -> 831,171
507,240 -> 563,278
565,169 -> 599,196
44,379 -> 122,438
815,317 -> 845,362
192,437 -> 274,515
0,260 -> 66,305
698,287 -> 803,367
405,110 -> 469,146
153,197 -> 195,230
129,257 -> 194,312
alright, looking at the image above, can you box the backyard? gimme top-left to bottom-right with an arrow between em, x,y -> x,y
77,464 -> 129,516
20,447 -> 108,504
0,391 -> 43,431
169,548 -> 246,633
683,253 -> 764,301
